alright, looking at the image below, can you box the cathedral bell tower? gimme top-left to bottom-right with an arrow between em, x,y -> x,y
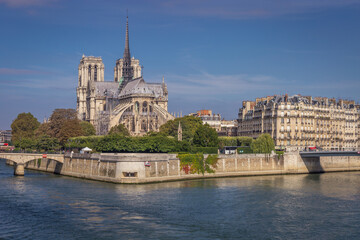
76,55 -> 104,123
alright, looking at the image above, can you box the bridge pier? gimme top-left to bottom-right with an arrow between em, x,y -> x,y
14,163 -> 25,176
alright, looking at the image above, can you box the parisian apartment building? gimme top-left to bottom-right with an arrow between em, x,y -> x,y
237,94 -> 359,151
0,130 -> 12,143
191,110 -> 237,137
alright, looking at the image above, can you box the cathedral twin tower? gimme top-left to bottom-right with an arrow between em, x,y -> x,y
76,16 -> 174,135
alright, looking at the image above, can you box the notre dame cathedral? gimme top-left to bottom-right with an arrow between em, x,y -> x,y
76,16 -> 174,135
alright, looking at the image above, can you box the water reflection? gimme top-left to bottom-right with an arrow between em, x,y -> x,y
1,159 -> 360,239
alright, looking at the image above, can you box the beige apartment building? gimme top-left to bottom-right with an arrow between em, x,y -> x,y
191,110 -> 237,136
237,95 -> 359,151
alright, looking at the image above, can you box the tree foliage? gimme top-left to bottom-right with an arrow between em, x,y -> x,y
35,122 -> 51,136
45,109 -> 83,146
178,153 -> 219,175
58,119 -> 84,145
108,123 -> 130,136
14,137 -> 36,150
35,135 -> 60,151
218,136 -> 253,149
11,112 -> 40,142
68,134 -> 191,153
80,121 -> 96,136
68,136 -> 103,150
48,109 -> 78,138
193,123 -> 219,147
250,134 -> 275,158
159,116 -> 203,142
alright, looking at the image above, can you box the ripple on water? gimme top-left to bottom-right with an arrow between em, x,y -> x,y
1,160 -> 360,239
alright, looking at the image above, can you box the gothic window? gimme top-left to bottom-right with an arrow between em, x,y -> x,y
141,120 -> 147,131
135,102 -> 139,113
142,102 -> 148,113
94,65 -> 98,81
149,105 -> 153,113
88,65 -> 91,81
79,76 -> 82,86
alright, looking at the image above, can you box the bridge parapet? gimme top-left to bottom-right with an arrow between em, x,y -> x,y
0,153 -> 64,176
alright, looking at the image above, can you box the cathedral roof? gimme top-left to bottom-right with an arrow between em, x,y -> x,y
94,77 -> 166,99
95,82 -> 119,97
119,77 -> 165,98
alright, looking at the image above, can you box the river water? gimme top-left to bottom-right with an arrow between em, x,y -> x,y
1,159 -> 360,239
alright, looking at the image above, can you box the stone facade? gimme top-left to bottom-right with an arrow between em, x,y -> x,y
76,17 -> 174,135
4,152 -> 359,184
238,94 -> 360,151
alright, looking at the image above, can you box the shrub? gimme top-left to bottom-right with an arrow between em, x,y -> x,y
237,146 -> 253,154
190,147 -> 218,154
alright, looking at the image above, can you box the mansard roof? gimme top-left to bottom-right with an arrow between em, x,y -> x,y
253,94 -> 357,109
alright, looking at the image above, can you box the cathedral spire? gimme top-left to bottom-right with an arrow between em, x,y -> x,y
124,14 -> 130,60
122,13 -> 133,83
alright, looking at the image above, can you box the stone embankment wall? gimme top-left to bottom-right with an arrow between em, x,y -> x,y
12,152 -> 360,183
285,154 -> 360,173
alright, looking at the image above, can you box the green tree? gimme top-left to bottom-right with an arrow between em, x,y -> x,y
218,136 -> 253,149
48,109 -> 78,139
250,134 -> 275,159
36,135 -> 60,151
108,123 -> 130,136
58,119 -> 84,146
80,121 -> 96,136
35,122 -> 51,136
159,116 -> 203,142
178,153 -> 219,176
14,137 -> 36,151
11,112 -> 40,142
45,109 -> 84,147
193,124 -> 219,147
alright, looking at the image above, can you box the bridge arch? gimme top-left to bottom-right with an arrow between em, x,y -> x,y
0,153 -> 64,176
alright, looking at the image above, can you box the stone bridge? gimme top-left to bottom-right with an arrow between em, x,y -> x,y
0,153 -> 64,176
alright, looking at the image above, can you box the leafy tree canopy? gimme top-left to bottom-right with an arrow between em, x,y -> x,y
14,137 -> 36,150
48,109 -> 78,139
35,122 -> 51,136
80,121 -> 96,136
36,135 -> 60,151
159,116 -> 203,142
11,112 -> 40,142
178,153 -> 219,175
193,123 -> 219,147
108,123 -> 130,136
58,119 -> 83,146
218,136 -> 253,149
250,133 -> 275,154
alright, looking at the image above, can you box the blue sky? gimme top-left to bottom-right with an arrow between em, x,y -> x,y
0,0 -> 359,129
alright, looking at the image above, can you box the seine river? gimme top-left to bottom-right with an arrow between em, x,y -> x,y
1,159 -> 360,239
